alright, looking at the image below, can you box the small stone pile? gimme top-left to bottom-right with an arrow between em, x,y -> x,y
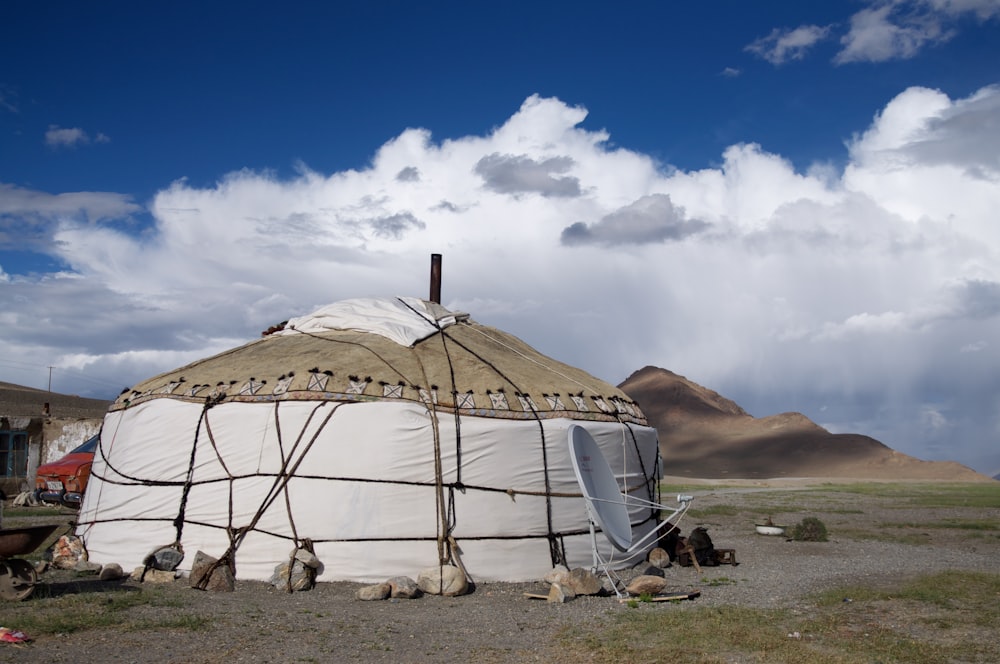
541,565 -> 604,603
44,534 -> 124,581
270,548 -> 321,591
354,564 -> 468,601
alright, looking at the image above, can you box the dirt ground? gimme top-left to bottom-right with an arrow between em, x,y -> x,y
2,479 -> 998,663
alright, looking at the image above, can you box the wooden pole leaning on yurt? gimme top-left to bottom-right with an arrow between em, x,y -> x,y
429,253 -> 442,304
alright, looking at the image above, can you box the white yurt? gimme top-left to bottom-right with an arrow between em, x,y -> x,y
77,296 -> 664,583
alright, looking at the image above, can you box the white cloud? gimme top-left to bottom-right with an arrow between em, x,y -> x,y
3,86 -> 1000,475
923,0 -> 1000,20
745,25 -> 832,64
836,3 -> 951,63
0,184 -> 141,252
561,194 -> 708,246
747,1 -> 1000,66
44,125 -> 110,149
835,0 -> 1000,63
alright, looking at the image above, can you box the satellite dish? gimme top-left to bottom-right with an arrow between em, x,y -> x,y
568,424 -> 632,552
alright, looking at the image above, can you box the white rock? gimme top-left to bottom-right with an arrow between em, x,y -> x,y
355,583 -> 391,601
417,565 -> 468,596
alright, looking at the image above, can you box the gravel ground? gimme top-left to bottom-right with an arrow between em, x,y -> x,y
3,482 -> 997,663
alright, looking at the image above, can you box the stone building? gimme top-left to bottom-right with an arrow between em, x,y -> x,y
0,381 -> 109,496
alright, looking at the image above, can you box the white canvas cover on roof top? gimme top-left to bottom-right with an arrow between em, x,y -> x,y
278,296 -> 462,346
77,297 -> 666,583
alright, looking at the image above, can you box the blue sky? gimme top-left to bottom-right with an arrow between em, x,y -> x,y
2,1 -> 999,475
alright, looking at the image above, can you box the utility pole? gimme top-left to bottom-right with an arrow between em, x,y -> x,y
48,366 -> 53,392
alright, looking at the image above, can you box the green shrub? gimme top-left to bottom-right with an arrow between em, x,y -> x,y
791,516 -> 828,541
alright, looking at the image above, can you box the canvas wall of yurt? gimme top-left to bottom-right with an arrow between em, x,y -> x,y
77,297 -> 665,583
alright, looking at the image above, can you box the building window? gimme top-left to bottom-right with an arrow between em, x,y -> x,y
0,431 -> 28,478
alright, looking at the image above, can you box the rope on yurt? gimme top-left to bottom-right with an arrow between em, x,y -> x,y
618,420 -> 659,524
174,394 -> 224,546
435,328 -> 563,568
397,298 -> 474,584
405,313 -> 465,572
462,324 -> 599,393
268,400 -> 317,592
193,401 -> 342,590
76,417 -> 118,541
200,413 -> 240,552
272,402 -> 299,544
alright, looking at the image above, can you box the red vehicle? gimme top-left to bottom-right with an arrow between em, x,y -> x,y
34,434 -> 98,508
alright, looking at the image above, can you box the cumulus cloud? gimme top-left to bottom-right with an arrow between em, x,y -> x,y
745,25 -> 832,64
45,125 -> 110,149
854,84 -> 1000,177
395,166 -> 420,182
561,194 -> 709,246
475,153 -> 581,197
3,86 -> 1000,474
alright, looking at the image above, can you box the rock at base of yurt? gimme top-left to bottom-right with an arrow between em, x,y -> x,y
292,548 -> 321,569
564,568 -> 602,596
417,565 -> 468,596
50,535 -> 85,569
99,563 -> 124,581
543,565 -> 570,585
625,575 -> 668,596
387,576 -> 421,599
356,583 -> 391,601
648,547 -> 671,569
74,560 -> 102,575
190,551 -> 235,592
144,544 -> 184,571
133,567 -> 176,583
270,560 -> 315,591
547,582 -> 576,604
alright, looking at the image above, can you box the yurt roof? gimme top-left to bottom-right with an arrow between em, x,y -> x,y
113,297 -> 647,426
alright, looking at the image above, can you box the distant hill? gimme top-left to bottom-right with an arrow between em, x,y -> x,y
619,366 -> 989,482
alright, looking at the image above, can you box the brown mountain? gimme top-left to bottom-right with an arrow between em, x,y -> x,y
619,366 -> 989,481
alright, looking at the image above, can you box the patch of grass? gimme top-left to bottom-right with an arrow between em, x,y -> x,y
882,519 -> 999,531
660,484 -> 732,495
686,504 -> 742,518
838,516 -> 1000,545
809,571 -> 999,608
3,505 -> 66,518
561,605 -> 811,663
6,585 -> 209,636
702,576 -> 737,587
809,482 -> 1000,509
686,503 -> 802,520
560,571 -> 1000,663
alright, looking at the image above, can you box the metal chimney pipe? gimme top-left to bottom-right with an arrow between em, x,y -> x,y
429,253 -> 442,304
